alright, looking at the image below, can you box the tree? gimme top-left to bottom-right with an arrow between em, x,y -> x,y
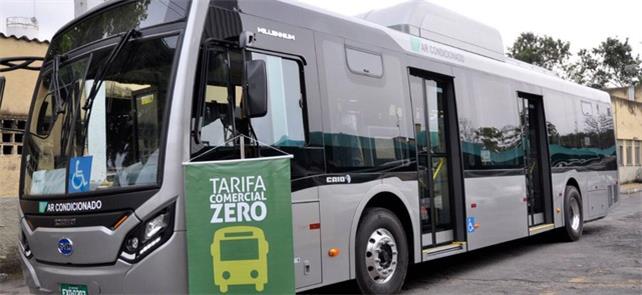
566,37 -> 642,89
507,32 -> 571,75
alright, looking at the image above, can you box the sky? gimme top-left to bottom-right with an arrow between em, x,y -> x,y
0,0 -> 73,41
0,0 -> 639,55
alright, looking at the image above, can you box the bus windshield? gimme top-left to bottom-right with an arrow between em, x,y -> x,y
22,0 -> 187,197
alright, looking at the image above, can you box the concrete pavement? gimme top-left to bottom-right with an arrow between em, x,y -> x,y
621,182 -> 642,195
0,197 -> 20,275
309,191 -> 642,294
401,190 -> 642,295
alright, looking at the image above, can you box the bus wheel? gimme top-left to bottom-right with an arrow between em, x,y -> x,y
356,208 -> 408,294
559,185 -> 583,241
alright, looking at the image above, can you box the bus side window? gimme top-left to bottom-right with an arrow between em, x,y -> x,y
250,53 -> 305,147
191,48 -> 243,153
249,53 -> 324,178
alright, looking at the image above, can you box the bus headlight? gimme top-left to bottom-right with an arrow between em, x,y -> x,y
120,203 -> 175,263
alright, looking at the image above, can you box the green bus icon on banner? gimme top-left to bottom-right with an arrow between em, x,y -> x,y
211,226 -> 269,293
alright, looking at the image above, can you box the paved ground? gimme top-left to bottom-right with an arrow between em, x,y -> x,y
309,191 -> 642,294
621,182 -> 642,194
1,192 -> 640,294
0,197 -> 20,274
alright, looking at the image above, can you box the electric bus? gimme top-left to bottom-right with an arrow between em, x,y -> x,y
14,0 -> 617,293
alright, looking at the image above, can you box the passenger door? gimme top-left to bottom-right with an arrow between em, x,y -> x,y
518,93 -> 554,231
409,70 -> 464,252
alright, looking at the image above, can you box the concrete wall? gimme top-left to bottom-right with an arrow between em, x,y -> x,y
609,84 -> 642,184
0,37 -> 48,273
0,36 -> 48,117
0,36 -> 48,198
0,155 -> 21,197
609,85 -> 642,103
620,166 -> 642,183
612,97 -> 642,141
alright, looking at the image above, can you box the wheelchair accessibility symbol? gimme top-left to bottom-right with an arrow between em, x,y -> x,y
466,216 -> 476,233
68,156 -> 92,193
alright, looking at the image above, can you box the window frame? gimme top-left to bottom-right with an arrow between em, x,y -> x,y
626,140 -> 633,166
580,100 -> 593,116
618,141 -> 624,167
191,44 -> 238,153
190,44 -> 311,153
248,50 -> 310,147
344,46 -> 384,78
632,140 -> 642,166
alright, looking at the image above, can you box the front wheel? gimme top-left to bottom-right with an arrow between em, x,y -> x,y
355,208 -> 409,294
559,185 -> 583,241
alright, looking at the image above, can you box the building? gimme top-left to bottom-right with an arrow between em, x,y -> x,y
608,84 -> 642,184
0,33 -> 48,196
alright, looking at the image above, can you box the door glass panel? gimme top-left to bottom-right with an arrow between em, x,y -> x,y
250,53 -> 305,147
521,95 -> 546,225
409,75 -> 431,228
425,80 -> 446,153
419,168 -> 431,228
432,157 -> 450,230
198,49 -> 242,148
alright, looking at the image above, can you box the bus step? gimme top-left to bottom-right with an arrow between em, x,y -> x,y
528,223 -> 555,235
422,241 -> 466,261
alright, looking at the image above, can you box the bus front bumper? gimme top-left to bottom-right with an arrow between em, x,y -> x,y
19,231 -> 187,294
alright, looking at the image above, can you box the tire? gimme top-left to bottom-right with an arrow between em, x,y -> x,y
559,185 -> 583,241
355,208 -> 409,294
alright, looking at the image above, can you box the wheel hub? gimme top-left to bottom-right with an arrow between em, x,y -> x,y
364,228 -> 398,284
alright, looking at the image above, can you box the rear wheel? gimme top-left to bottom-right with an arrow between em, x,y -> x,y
355,208 -> 409,294
559,185 -> 583,241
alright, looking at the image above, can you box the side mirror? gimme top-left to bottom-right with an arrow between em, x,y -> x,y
245,59 -> 268,118
0,76 -> 5,112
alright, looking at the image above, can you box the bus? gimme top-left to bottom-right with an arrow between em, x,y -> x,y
13,0 -> 618,293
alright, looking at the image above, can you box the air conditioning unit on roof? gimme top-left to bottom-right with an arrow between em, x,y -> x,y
359,0 -> 505,61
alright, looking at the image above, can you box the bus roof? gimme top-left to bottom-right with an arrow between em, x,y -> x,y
236,0 -> 610,104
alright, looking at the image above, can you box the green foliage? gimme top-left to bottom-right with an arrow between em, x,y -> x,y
507,32 -> 571,73
509,33 -> 642,89
566,37 -> 641,88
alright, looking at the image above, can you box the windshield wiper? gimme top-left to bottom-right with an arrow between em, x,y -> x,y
83,29 -> 140,112
75,29 -> 140,149
51,54 -> 65,114
60,29 -> 139,157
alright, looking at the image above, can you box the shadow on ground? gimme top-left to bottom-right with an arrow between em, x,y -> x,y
301,229 -> 588,294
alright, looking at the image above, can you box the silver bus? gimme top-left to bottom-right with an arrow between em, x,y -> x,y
15,0 -> 618,293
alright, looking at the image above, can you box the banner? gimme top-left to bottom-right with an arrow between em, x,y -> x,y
184,155 -> 294,294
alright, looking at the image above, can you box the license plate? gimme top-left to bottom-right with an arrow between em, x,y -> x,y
60,283 -> 88,295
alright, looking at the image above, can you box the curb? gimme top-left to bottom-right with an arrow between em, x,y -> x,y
620,188 -> 642,195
